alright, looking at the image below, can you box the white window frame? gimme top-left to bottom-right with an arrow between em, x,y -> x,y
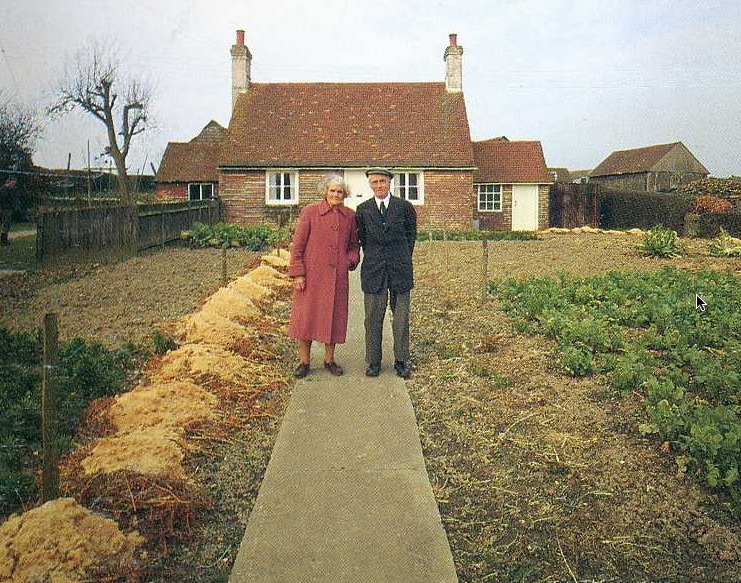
188,183 -> 214,201
477,184 -> 502,212
266,171 -> 299,205
392,171 -> 424,205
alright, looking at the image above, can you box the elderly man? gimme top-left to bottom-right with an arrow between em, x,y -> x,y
355,167 -> 417,378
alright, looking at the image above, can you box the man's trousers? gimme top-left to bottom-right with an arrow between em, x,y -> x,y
363,285 -> 410,366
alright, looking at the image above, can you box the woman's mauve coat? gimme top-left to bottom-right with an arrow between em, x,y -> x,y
287,200 -> 360,344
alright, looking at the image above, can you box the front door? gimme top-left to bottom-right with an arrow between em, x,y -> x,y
511,185 -> 539,231
343,170 -> 373,211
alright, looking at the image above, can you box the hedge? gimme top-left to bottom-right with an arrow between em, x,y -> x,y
598,190 -> 694,232
696,213 -> 741,238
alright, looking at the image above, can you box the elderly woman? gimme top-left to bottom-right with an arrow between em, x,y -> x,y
287,175 -> 360,378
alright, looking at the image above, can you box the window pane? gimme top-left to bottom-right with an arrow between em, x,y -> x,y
409,173 -> 417,186
188,184 -> 199,200
203,184 -> 213,198
409,186 -> 418,200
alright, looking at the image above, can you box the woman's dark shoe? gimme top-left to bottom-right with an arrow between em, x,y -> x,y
294,363 -> 310,378
324,361 -> 344,376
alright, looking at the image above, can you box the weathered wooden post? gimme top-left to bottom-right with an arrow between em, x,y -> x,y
42,313 -> 60,501
222,246 -> 228,287
161,206 -> 166,250
481,236 -> 489,301
443,229 -> 449,271
276,214 -> 283,256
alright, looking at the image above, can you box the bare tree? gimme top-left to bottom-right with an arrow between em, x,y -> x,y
50,41 -> 151,205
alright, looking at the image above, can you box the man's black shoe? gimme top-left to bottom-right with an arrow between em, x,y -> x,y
394,361 -> 412,379
365,364 -> 380,377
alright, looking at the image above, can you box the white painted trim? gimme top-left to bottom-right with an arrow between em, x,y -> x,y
475,183 -> 502,213
392,170 -> 425,206
265,170 -> 300,206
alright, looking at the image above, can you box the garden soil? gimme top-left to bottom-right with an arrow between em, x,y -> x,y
1,234 -> 740,582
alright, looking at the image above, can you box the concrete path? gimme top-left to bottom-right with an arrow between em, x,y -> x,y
230,270 -> 458,582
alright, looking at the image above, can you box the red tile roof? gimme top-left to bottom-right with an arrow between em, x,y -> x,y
220,82 -> 474,168
473,138 -> 551,183
155,121 -> 226,182
591,142 -> 680,176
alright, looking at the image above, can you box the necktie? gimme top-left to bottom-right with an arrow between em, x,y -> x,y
380,201 -> 387,221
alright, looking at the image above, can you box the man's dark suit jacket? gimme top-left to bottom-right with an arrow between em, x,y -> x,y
356,195 -> 417,294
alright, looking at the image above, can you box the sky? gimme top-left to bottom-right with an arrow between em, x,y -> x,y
2,0 -> 741,177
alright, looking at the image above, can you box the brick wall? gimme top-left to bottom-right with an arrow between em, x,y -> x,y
538,184 -> 550,230
476,184 -> 550,231
155,183 -> 187,201
218,169 -> 347,226
477,184 -> 512,231
418,170 -> 474,231
219,170 -> 264,224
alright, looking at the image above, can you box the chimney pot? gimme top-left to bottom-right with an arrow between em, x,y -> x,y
236,29 -> 245,46
449,33 -> 457,47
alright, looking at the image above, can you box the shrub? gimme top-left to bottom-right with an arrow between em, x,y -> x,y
181,222 -> 281,250
696,213 -> 741,238
708,228 -> 741,257
0,329 -> 132,518
691,195 -> 733,215
598,190 -> 693,231
640,225 -> 682,258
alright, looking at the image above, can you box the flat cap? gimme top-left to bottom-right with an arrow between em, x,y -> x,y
365,167 -> 394,178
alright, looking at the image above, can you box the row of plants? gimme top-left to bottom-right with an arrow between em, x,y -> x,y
181,222 -> 288,250
0,328 -> 134,518
640,224 -> 741,258
417,229 -> 540,242
491,267 -> 741,507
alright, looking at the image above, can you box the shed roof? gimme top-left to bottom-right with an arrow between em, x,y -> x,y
473,138 -> 551,183
591,142 -> 708,176
220,82 -> 475,169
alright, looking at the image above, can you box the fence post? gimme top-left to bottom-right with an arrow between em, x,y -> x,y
481,236 -> 489,301
222,246 -> 228,287
276,214 -> 283,256
443,229 -> 449,270
35,216 -> 44,262
42,313 -> 60,501
161,207 -> 166,249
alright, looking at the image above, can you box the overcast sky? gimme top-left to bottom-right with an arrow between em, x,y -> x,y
2,0 -> 740,176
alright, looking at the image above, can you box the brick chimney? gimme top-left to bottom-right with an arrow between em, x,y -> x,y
444,33 -> 463,93
231,29 -> 252,110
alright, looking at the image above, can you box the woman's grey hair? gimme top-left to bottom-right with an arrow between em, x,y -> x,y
317,174 -> 351,198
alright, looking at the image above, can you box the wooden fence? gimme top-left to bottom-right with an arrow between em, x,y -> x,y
36,200 -> 220,261
548,183 -> 600,229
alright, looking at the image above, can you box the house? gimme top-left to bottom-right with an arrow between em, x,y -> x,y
474,138 -> 551,231
155,120 -> 226,200
548,168 -> 572,183
590,142 -> 709,192
156,30 -> 551,231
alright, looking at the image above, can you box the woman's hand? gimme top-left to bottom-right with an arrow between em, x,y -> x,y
293,276 -> 306,291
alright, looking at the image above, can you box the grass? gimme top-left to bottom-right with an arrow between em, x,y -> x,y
0,225 -> 37,270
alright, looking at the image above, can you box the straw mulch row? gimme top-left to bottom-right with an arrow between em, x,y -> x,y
0,251 -> 292,583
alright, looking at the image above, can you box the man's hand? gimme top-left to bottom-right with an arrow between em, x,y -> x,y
293,276 -> 306,291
